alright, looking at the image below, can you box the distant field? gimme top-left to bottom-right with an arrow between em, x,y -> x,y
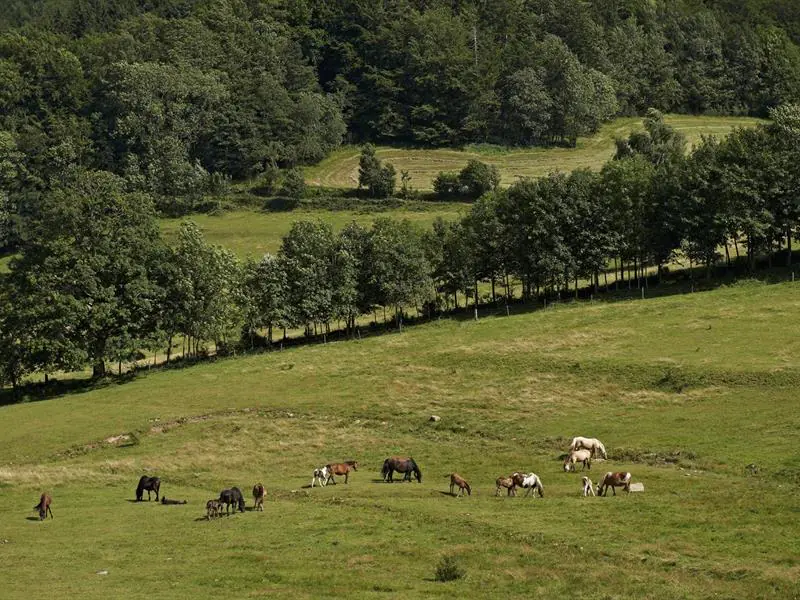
1,280 -> 798,598
306,115 -> 764,190
159,203 -> 466,258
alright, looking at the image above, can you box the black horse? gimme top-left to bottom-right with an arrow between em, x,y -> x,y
382,457 -> 422,483
219,487 -> 246,514
136,476 -> 161,501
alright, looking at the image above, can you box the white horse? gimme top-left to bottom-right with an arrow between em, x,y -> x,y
568,436 -> 607,459
512,472 -> 544,498
311,466 -> 330,488
564,449 -> 593,472
581,476 -> 595,497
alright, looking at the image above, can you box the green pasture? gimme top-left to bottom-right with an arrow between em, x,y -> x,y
159,203 -> 466,259
305,115 -> 763,191
1,280 -> 798,598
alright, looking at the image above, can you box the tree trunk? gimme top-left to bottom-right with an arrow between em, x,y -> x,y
92,360 -> 106,378
787,227 -> 793,267
725,243 -> 731,268
491,276 -> 496,304
166,335 -> 173,363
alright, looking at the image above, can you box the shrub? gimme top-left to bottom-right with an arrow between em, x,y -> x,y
435,555 -> 466,582
458,159 -> 500,198
281,168 -> 306,201
433,171 -> 461,198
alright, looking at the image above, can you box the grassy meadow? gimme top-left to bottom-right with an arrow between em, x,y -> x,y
1,280 -> 799,599
305,115 -> 763,191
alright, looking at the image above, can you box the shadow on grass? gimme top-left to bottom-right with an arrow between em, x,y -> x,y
25,517 -> 42,522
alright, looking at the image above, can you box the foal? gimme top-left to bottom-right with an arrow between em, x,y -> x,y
33,493 -> 53,520
581,476 -> 595,497
252,483 -> 266,511
206,499 -> 222,519
495,476 -> 517,497
448,473 -> 471,496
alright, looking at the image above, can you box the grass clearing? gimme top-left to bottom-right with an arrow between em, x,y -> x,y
1,281 -> 798,598
305,115 -> 764,191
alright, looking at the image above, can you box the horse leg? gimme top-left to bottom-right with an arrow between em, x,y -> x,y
48,506 -> 54,519
612,486 -> 617,496
345,471 -> 349,484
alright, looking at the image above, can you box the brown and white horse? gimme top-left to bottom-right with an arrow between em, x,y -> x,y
581,476 -> 595,497
597,472 -> 632,496
564,449 -> 593,472
511,472 -> 544,497
326,461 -> 358,484
33,493 -> 53,520
448,473 -> 471,496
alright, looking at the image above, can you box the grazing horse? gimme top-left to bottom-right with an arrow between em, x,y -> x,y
511,472 -> 544,498
569,437 -> 607,459
252,483 -> 266,511
325,461 -> 358,485
495,476 -> 517,497
448,473 -> 471,496
33,493 -> 53,520
311,466 -> 329,488
135,476 -> 161,501
382,457 -> 422,483
564,449 -> 593,472
206,499 -> 222,519
219,487 -> 246,514
597,472 -> 632,496
581,476 -> 595,497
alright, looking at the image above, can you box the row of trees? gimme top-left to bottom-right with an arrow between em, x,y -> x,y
1,109 -> 799,389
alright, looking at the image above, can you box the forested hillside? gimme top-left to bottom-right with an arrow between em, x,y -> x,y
1,0 -> 800,203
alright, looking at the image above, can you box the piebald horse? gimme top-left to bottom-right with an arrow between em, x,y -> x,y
597,472 -> 632,496
511,472 -> 544,497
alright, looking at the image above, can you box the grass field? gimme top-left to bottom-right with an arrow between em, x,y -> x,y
1,280 -> 798,598
305,115 -> 764,191
159,203 -> 466,258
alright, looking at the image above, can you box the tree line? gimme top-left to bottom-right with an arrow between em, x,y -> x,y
2,0 -> 800,229
2,109 -> 798,390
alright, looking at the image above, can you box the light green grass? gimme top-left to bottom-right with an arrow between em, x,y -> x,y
306,115 -> 764,191
159,204 -> 466,258
1,280 -> 798,598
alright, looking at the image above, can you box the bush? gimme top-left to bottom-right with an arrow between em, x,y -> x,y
433,171 -> 461,198
435,555 -> 466,582
458,159 -> 500,198
281,168 -> 307,201
358,144 -> 396,198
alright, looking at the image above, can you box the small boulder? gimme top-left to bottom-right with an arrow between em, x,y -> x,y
429,415 -> 441,422
629,482 -> 645,493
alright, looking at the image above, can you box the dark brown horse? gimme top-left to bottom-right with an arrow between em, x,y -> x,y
325,461 -> 358,484
135,475 -> 161,501
382,457 -> 422,483
33,493 -> 53,520
252,483 -> 265,510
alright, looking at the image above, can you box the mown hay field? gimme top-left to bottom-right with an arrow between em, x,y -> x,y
1,280 -> 798,599
305,115 -> 764,191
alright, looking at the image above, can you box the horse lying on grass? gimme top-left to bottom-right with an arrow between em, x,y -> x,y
512,472 -> 544,498
597,472 -> 632,496
33,493 -> 53,520
160,497 -> 187,505
448,473 -> 471,496
569,436 -> 607,459
382,457 -> 422,483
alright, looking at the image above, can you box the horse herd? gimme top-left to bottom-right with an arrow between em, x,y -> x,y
31,437 -> 636,521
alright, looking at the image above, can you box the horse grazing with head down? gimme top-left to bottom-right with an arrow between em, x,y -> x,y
135,475 -> 161,501
33,493 -> 53,520
252,483 -> 265,511
382,457 -> 422,483
512,472 -> 544,498
325,461 -> 358,485
219,487 -> 246,514
448,473 -> 471,496
564,449 -> 593,472
569,437 -> 607,459
597,472 -> 632,496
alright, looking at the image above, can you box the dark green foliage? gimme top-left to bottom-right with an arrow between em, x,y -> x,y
435,555 -> 466,582
358,145 -> 396,198
281,168 -> 307,204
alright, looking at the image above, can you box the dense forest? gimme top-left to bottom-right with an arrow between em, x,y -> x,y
2,0 -> 800,209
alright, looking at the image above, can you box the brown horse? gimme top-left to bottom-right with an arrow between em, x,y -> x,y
252,483 -> 266,510
33,493 -> 53,520
495,476 -> 517,497
382,457 -> 422,483
597,472 -> 632,496
448,473 -> 471,496
325,461 -> 358,484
